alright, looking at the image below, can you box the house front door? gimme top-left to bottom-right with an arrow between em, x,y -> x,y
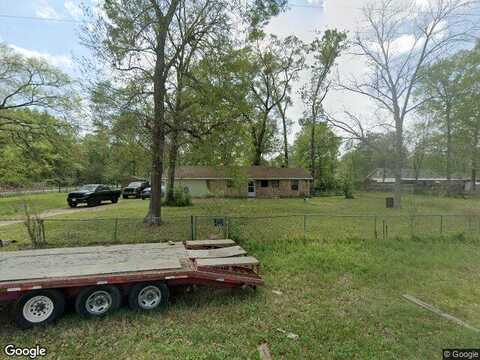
247,181 -> 256,197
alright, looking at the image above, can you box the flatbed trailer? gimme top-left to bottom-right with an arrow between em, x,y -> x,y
0,239 -> 263,329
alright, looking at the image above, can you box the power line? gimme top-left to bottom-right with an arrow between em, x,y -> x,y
0,2 -> 323,24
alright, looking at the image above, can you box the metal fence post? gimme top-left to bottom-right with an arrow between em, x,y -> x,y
224,216 -> 229,239
382,219 -> 386,240
113,218 -> 118,242
190,215 -> 194,240
440,215 -> 443,235
193,216 -> 197,240
374,215 -> 378,240
303,215 -> 307,241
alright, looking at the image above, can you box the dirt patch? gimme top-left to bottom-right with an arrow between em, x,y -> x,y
0,204 -> 115,227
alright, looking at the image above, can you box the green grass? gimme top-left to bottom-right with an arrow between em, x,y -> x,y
1,238 -> 479,359
1,193 -> 480,359
1,192 -> 479,249
0,193 -> 67,219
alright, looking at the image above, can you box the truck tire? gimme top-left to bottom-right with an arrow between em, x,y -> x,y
75,285 -> 121,317
68,202 -> 77,208
87,199 -> 100,207
111,197 -> 118,204
128,283 -> 169,311
15,289 -> 65,329
122,195 -> 128,199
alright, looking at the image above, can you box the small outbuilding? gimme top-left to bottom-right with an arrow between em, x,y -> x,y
166,166 -> 312,198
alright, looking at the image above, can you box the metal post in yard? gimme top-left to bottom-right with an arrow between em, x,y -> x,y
225,217 -> 230,239
113,218 -> 118,242
190,215 -> 194,240
440,215 -> 443,235
193,216 -> 197,240
382,220 -> 386,240
305,215 -> 308,240
374,216 -> 378,240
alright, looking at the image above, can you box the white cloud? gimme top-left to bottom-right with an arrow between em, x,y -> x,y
390,34 -> 417,54
35,0 -> 61,19
9,44 -> 72,69
64,0 -> 82,18
414,0 -> 430,9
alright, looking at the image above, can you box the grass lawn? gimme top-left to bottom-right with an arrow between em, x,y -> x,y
1,193 -> 479,359
0,193 -> 67,219
1,238 -> 479,359
1,192 -> 480,249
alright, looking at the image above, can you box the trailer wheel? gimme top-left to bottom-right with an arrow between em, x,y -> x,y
75,286 -> 121,317
128,283 -> 169,311
15,290 -> 65,329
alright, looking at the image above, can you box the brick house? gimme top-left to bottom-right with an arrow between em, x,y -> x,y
166,166 -> 312,198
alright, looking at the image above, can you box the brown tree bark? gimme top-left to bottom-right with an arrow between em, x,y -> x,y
310,121 -> 316,186
472,125 -> 479,191
446,104 -> 453,183
393,111 -> 403,209
166,131 -> 179,203
144,0 -> 179,224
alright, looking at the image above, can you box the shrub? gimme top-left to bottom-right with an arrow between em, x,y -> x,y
165,186 -> 192,207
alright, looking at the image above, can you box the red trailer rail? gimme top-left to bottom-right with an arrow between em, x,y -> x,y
0,239 -> 263,329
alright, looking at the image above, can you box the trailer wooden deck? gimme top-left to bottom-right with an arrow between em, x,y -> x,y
0,239 -> 263,292
0,239 -> 263,328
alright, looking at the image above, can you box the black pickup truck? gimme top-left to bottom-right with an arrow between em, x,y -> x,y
122,181 -> 150,199
67,184 -> 121,208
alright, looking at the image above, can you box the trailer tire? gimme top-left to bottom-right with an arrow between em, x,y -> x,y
128,283 -> 169,311
75,285 -> 121,317
15,289 -> 65,329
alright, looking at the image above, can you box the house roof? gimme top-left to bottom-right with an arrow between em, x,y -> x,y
165,166 -> 312,180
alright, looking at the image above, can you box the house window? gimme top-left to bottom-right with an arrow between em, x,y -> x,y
260,180 -> 269,187
291,180 -> 299,191
271,180 -> 279,188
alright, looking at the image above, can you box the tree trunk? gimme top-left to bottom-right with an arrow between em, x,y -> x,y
253,145 -> 262,166
393,115 -> 403,209
166,131 -> 178,203
446,105 -> 452,183
251,114 -> 268,166
279,105 -> 289,167
310,122 -> 316,187
144,59 -> 167,225
472,125 -> 479,192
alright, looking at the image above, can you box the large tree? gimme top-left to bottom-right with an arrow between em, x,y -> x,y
340,0 -> 478,208
84,0 -> 285,224
235,35 -> 306,165
292,122 -> 340,191
270,35 -> 306,167
416,56 -> 464,183
301,29 -> 347,183
84,0 -> 183,224
455,44 -> 480,189
0,44 -> 73,136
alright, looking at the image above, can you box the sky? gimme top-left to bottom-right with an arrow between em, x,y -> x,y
1,0 -> 476,145
0,0 -> 372,143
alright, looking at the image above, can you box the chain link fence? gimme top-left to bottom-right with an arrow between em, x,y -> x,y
1,213 -> 480,249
